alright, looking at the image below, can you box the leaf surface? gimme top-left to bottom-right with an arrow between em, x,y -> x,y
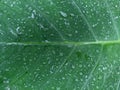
0,0 -> 120,90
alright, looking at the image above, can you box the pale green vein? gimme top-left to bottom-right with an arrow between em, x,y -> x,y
41,45 -> 76,88
55,45 -> 76,73
81,45 -> 103,90
32,4 -> 66,41
0,40 -> 120,46
1,2 -> 65,41
72,0 -> 98,41
117,79 -> 120,90
105,0 -> 119,39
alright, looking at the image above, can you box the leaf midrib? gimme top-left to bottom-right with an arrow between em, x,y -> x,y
0,40 -> 120,46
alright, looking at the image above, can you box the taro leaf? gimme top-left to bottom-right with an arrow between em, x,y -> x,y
0,0 -> 120,90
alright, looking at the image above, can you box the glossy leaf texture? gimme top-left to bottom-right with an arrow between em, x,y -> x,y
0,0 -> 120,90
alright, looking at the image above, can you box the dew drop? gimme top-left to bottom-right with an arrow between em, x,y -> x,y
70,13 -> 75,17
60,11 -> 67,17
5,87 -> 10,90
56,87 -> 61,90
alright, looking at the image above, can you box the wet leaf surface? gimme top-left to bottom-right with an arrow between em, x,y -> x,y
0,0 -> 120,90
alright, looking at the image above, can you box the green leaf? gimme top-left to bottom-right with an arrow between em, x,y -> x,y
0,0 -> 120,90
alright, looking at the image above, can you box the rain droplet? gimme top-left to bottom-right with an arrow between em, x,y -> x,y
60,11 -> 67,17
5,87 -> 10,90
57,87 -> 61,90
16,27 -> 20,32
31,13 -> 35,18
70,13 -> 75,17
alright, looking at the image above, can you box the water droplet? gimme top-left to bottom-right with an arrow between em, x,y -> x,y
60,52 -> 63,56
62,77 -> 65,80
68,34 -> 72,37
79,72 -> 83,75
16,27 -> 20,32
75,78 -> 79,82
45,40 -> 49,43
3,80 -> 9,84
72,65 -> 75,69
31,13 -> 35,18
70,13 -> 75,17
57,87 -> 61,90
65,21 -> 70,25
5,87 -> 10,90
60,11 -> 67,17
75,30 -> 78,34
10,29 -> 17,36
